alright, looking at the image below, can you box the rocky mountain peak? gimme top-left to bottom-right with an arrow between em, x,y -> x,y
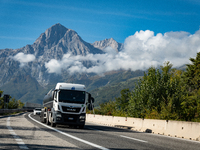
0,23 -> 126,104
92,38 -> 123,52
30,23 -> 100,58
0,23 -> 120,89
34,23 -> 72,48
44,23 -> 68,39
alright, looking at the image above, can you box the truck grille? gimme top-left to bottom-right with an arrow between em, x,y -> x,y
62,114 -> 79,122
62,106 -> 81,113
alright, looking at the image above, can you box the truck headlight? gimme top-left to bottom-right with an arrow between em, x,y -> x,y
56,112 -> 62,117
79,116 -> 85,120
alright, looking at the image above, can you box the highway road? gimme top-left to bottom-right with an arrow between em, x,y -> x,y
0,112 -> 200,150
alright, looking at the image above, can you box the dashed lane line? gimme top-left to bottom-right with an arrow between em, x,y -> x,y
88,126 -> 148,144
7,117 -> 29,149
120,135 -> 148,143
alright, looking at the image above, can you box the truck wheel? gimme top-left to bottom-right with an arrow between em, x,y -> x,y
40,114 -> 45,123
46,118 -> 50,125
51,122 -> 56,127
46,114 -> 50,125
40,115 -> 43,123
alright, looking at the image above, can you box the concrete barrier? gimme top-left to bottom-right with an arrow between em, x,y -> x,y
86,114 -> 200,141
165,120 -> 200,141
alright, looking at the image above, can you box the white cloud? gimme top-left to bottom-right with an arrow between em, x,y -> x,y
45,59 -> 62,74
12,52 -> 35,67
45,29 -> 200,75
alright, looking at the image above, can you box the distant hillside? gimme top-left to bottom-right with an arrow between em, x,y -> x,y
87,70 -> 144,106
90,65 -> 188,106
90,76 -> 142,106
1,74 -> 47,104
86,70 -> 144,91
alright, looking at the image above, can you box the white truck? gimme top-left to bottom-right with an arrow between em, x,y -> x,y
40,83 -> 94,128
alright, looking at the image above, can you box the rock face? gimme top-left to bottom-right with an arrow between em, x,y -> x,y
92,38 -> 123,52
33,23 -> 103,58
0,23 -> 105,87
0,23 -> 133,104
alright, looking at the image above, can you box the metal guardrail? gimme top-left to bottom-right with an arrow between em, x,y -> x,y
0,108 -> 33,115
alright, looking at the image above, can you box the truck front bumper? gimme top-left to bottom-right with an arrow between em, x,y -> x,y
55,112 -> 86,126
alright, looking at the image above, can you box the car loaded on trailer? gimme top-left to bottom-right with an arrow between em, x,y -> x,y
40,83 -> 94,128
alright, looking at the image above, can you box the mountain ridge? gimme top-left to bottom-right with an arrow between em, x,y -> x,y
0,23 -> 138,105
0,23 -> 106,87
92,37 -> 123,52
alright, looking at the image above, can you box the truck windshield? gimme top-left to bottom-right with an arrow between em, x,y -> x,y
58,90 -> 85,104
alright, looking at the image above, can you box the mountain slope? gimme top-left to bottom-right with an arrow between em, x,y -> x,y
2,74 -> 45,104
90,76 -> 142,105
0,23 -> 104,87
33,23 -> 103,57
0,23 -> 143,105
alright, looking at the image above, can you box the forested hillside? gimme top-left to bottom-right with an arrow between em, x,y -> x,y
90,76 -> 141,105
93,52 -> 200,122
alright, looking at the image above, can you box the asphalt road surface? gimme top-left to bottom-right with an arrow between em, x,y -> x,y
0,112 -> 200,150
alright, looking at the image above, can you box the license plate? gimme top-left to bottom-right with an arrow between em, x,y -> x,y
67,108 -> 76,111
68,117 -> 74,120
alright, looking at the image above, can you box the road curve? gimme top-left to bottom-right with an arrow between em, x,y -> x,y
0,112 -> 200,150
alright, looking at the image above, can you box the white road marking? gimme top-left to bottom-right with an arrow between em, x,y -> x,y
28,113 -> 109,150
88,126 -> 148,143
120,135 -> 148,143
7,117 -> 29,149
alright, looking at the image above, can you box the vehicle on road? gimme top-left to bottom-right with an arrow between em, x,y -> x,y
40,83 -> 94,128
33,108 -> 42,115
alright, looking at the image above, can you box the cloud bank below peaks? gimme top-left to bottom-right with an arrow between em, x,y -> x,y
12,52 -> 35,67
45,29 -> 200,75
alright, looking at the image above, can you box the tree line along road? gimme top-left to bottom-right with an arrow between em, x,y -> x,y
0,112 -> 200,150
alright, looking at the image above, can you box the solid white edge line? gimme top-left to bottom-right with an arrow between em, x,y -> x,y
120,135 -> 148,143
28,113 -> 109,150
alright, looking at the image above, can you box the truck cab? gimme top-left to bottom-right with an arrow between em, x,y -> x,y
40,83 -> 94,128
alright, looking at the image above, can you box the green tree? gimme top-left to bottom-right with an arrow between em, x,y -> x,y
17,100 -> 25,109
181,52 -> 200,121
8,98 -> 19,109
0,90 -> 24,109
96,100 -> 117,116
128,62 -> 185,119
115,88 -> 130,116
183,52 -> 200,92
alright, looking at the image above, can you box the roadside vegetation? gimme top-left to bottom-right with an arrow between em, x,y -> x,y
91,52 -> 200,122
0,91 -> 24,109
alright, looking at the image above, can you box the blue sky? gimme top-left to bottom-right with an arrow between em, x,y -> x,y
0,0 -> 200,49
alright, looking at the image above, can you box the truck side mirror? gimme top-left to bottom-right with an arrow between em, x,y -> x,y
87,103 -> 93,110
91,97 -> 94,103
88,93 -> 91,102
87,93 -> 94,103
